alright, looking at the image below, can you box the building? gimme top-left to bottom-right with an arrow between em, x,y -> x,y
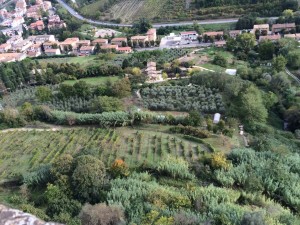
214,40 -> 226,48
0,43 -> 11,53
7,36 -> 23,44
92,39 -> 108,46
60,37 -> 79,51
48,15 -> 66,30
44,48 -> 61,56
79,45 -> 95,55
147,28 -> 157,41
29,20 -> 45,31
26,5 -> 43,20
43,41 -> 59,50
284,33 -> 300,40
111,37 -> 127,47
253,24 -> 269,33
272,23 -> 296,33
259,34 -> 281,42
213,113 -> 221,124
100,44 -> 118,51
229,30 -> 241,38
118,47 -> 132,53
145,61 -> 162,82
0,52 -> 26,62
203,31 -> 224,38
43,1 -> 52,10
131,35 -> 149,43
11,17 -> 24,27
12,40 -> 32,52
76,40 -> 91,48
28,35 -> 56,44
180,31 -> 198,40
15,0 -> 27,15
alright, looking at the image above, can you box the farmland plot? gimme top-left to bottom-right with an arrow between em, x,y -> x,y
0,127 -> 207,180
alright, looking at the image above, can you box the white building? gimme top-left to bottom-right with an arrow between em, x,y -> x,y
180,31 -> 198,40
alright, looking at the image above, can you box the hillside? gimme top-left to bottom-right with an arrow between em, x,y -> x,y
76,0 -> 299,22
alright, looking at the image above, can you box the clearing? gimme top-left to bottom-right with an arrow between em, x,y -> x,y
62,76 -> 120,85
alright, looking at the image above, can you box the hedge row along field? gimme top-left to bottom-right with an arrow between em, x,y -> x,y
0,128 -> 209,179
141,85 -> 225,113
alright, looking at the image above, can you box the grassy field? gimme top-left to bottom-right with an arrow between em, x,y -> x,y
38,56 -> 97,66
62,76 -> 120,85
0,125 -> 241,180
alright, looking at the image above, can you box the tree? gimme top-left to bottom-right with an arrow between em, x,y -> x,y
283,9 -> 294,18
132,67 -> 142,76
241,212 -> 266,225
112,78 -> 131,98
133,18 -> 152,33
236,33 -> 256,53
185,110 -> 203,126
273,55 -> 287,72
287,51 -> 300,69
79,203 -> 125,225
35,86 -> 52,102
110,159 -> 129,178
258,40 -> 275,60
21,102 -> 34,121
213,54 -> 227,67
90,96 -> 124,113
236,85 -> 268,124
73,81 -> 91,98
210,152 -> 231,170
236,15 -> 257,30
72,155 -> 106,202
270,72 -> 291,93
193,22 -> 204,35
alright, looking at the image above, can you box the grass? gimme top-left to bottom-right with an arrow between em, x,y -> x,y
38,56 -> 97,66
62,76 -> 120,85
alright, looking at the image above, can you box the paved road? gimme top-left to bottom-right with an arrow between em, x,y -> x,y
57,0 -> 241,28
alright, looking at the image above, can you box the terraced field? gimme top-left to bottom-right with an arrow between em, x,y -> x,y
0,127 -> 210,180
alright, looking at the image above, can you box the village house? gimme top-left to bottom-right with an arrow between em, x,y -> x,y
145,61 -> 162,82
28,35 -> 56,44
229,30 -> 241,38
26,5 -> 44,20
131,35 -> 149,43
118,47 -> 132,53
43,41 -> 59,50
60,37 -> 79,51
147,28 -> 157,41
79,46 -> 95,55
111,37 -> 127,47
253,24 -> 270,33
47,15 -> 66,30
203,31 -> 224,38
43,1 -> 52,11
0,43 -> 12,53
180,31 -> 198,40
15,0 -> 27,15
272,23 -> 296,33
11,17 -> 24,27
11,40 -> 32,52
214,40 -> 226,48
91,39 -> 108,46
0,52 -> 26,62
100,44 -> 118,51
29,20 -> 45,31
76,40 -> 91,48
44,48 -> 61,56
7,36 -> 23,45
259,34 -> 281,42
27,43 -> 42,57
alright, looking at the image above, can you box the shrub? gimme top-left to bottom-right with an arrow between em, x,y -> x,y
169,125 -> 210,138
110,159 -> 130,178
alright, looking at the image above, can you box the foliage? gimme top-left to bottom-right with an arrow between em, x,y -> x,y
210,152 -> 231,170
213,54 -> 227,67
72,155 -> 106,202
110,159 -> 130,178
35,86 -> 53,102
133,18 -> 152,33
90,96 -> 124,113
111,78 -> 131,98
287,51 -> 300,69
169,125 -> 210,138
79,203 -> 125,225
273,55 -> 287,72
141,85 -> 224,113
157,155 -> 195,180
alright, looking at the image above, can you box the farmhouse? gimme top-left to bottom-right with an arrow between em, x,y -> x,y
60,37 -> 79,50
272,23 -> 296,33
180,31 -> 198,40
79,45 -> 95,55
92,39 -> 108,46
131,36 -> 148,43
111,37 -> 127,47
76,40 -> 91,48
118,47 -> 132,53
253,24 -> 269,33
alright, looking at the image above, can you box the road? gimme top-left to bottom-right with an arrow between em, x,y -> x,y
285,68 -> 300,85
56,0 -> 240,28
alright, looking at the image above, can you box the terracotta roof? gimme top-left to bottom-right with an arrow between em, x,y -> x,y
111,37 -> 127,42
259,34 -> 281,41
101,44 -> 118,49
45,49 -> 59,53
92,39 -> 108,43
131,35 -> 148,40
80,46 -> 94,51
0,43 -> 11,48
147,28 -> 156,34
253,24 -> 269,29
272,23 -> 296,29
229,30 -> 241,34
203,31 -> 224,36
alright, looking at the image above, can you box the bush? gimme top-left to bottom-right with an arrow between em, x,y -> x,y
213,54 -> 227,67
169,125 -> 210,138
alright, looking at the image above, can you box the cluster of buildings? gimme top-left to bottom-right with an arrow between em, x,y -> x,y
162,23 -> 300,48
0,0 -> 66,34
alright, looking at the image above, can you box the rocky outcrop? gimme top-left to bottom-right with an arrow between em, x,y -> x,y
0,204 -> 62,225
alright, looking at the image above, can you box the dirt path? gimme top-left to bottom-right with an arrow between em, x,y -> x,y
0,127 -> 62,133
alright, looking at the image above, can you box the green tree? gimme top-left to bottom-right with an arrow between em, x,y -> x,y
73,81 -> 91,98
90,96 -> 124,113
273,55 -> 287,72
72,155 -> 106,202
287,51 -> 300,69
112,78 -> 131,98
133,18 -> 152,33
236,85 -> 268,124
213,54 -> 227,67
236,33 -> 256,53
35,86 -> 52,102
193,22 -> 204,35
21,102 -> 34,121
258,40 -> 275,60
